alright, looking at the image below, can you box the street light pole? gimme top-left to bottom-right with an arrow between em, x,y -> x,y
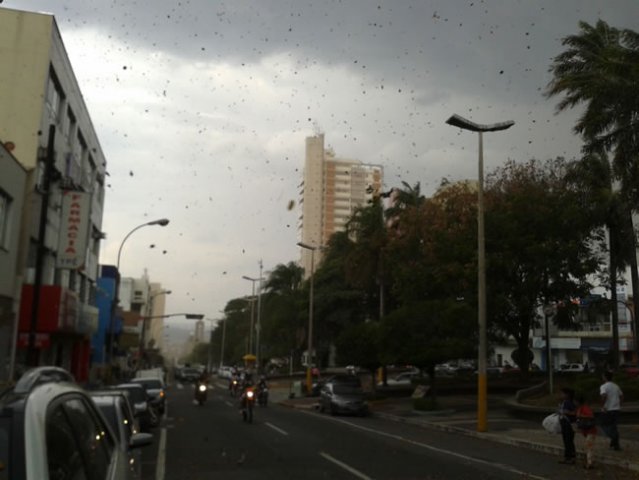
139,289 -> 171,368
297,242 -> 316,394
242,276 -> 261,355
220,316 -> 227,369
446,114 -> 514,433
109,218 -> 170,367
256,260 -> 263,372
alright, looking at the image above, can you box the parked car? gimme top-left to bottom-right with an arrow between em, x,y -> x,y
217,366 -> 233,380
0,367 -> 128,479
620,364 -> 639,378
319,381 -> 369,416
114,383 -> 158,431
556,363 -> 585,373
435,363 -> 457,375
90,392 -> 153,480
312,374 -> 361,397
130,377 -> 166,415
378,371 -> 421,387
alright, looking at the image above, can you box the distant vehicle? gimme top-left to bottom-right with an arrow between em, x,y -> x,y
556,363 -> 585,373
135,368 -> 165,382
179,367 -> 201,383
217,366 -> 233,379
113,383 -> 158,431
131,377 -> 166,415
378,371 -> 421,387
619,364 -> 639,377
90,392 -> 153,480
0,367 -> 128,479
345,365 -> 359,375
319,382 -> 369,416
435,363 -> 457,375
312,374 -> 361,397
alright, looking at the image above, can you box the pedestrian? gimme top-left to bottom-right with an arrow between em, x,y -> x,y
558,387 -> 577,464
575,395 -> 597,469
600,371 -> 623,451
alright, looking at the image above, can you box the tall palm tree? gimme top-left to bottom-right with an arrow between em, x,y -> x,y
264,262 -> 304,295
568,153 -> 632,367
547,19 -> 639,360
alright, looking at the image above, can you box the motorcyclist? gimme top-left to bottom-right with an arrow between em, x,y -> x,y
229,371 -> 240,396
257,375 -> 268,406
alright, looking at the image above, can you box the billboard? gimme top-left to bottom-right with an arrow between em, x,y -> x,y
57,191 -> 91,269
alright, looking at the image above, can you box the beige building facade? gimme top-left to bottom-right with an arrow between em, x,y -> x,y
0,8 -> 106,379
299,134 -> 383,274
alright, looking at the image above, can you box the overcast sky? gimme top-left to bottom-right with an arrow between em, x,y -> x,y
4,0 -> 638,344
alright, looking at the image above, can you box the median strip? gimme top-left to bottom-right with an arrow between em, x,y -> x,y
320,452 -> 372,480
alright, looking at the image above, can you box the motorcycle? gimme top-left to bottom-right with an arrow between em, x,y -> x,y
195,382 -> 207,405
230,379 -> 239,397
257,385 -> 268,407
240,387 -> 255,423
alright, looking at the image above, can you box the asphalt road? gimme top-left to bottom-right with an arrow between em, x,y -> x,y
139,383 -> 633,480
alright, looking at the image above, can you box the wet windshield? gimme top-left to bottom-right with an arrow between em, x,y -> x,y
2,0 -> 638,478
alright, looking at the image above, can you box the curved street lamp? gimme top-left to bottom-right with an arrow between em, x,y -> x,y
109,218 -> 170,368
117,218 -> 170,270
446,114 -> 514,433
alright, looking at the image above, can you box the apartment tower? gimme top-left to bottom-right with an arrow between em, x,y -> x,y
299,134 -> 383,275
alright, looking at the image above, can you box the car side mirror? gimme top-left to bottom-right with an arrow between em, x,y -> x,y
129,432 -> 153,449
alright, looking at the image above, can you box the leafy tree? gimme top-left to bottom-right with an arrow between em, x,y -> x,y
379,299 -> 475,395
485,159 -> 604,373
335,321 -> 382,392
547,20 -> 639,356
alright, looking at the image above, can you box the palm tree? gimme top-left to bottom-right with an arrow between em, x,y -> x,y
568,153 -> 632,367
264,262 -> 303,295
547,19 -> 639,360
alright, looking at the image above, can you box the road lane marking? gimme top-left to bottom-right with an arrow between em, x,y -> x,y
303,412 -> 548,480
155,427 -> 167,480
224,401 -> 234,408
320,452 -> 372,480
264,422 -> 289,436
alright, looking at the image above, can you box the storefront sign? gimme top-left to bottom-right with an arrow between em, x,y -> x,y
57,191 -> 91,269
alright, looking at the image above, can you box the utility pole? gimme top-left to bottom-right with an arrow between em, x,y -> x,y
28,125 -> 56,366
256,260 -> 263,372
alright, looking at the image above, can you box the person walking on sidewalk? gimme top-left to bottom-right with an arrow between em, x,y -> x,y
600,371 -> 623,451
575,395 -> 597,470
558,387 -> 577,464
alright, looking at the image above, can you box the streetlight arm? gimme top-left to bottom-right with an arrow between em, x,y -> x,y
117,219 -> 170,270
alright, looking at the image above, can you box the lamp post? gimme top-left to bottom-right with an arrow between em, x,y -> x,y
445,114 -> 514,433
219,310 -> 227,369
242,275 -> 263,355
297,242 -> 317,394
109,218 -> 170,367
139,289 -> 171,367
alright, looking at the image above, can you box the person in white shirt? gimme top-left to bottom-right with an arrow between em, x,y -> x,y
600,371 -> 623,451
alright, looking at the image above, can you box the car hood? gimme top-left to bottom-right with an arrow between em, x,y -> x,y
333,394 -> 366,403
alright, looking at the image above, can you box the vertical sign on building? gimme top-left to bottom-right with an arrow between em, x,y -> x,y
57,190 -> 91,269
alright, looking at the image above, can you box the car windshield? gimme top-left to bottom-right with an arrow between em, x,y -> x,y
94,402 -> 119,440
4,1 -> 639,478
117,386 -> 146,404
333,385 -> 363,396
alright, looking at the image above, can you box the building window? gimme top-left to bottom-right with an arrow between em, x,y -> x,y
45,69 -> 65,123
64,107 -> 77,145
0,190 -> 12,249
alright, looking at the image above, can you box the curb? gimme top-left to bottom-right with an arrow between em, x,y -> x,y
373,412 -> 639,473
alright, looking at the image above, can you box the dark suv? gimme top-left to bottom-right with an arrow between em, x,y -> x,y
0,367 -> 127,479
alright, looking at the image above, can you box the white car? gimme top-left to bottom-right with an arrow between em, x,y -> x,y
0,367 -> 128,479
556,363 -> 585,373
379,371 -> 421,387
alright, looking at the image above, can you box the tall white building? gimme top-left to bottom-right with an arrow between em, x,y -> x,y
299,134 -> 383,274
0,8 -> 106,380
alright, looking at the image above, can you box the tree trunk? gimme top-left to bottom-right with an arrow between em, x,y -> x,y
624,207 -> 639,361
609,226 -> 620,369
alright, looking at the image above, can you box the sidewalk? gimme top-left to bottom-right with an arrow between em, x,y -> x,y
280,394 -> 639,472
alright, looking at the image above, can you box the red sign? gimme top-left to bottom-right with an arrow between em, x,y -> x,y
57,191 -> 91,269
17,333 -> 51,349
